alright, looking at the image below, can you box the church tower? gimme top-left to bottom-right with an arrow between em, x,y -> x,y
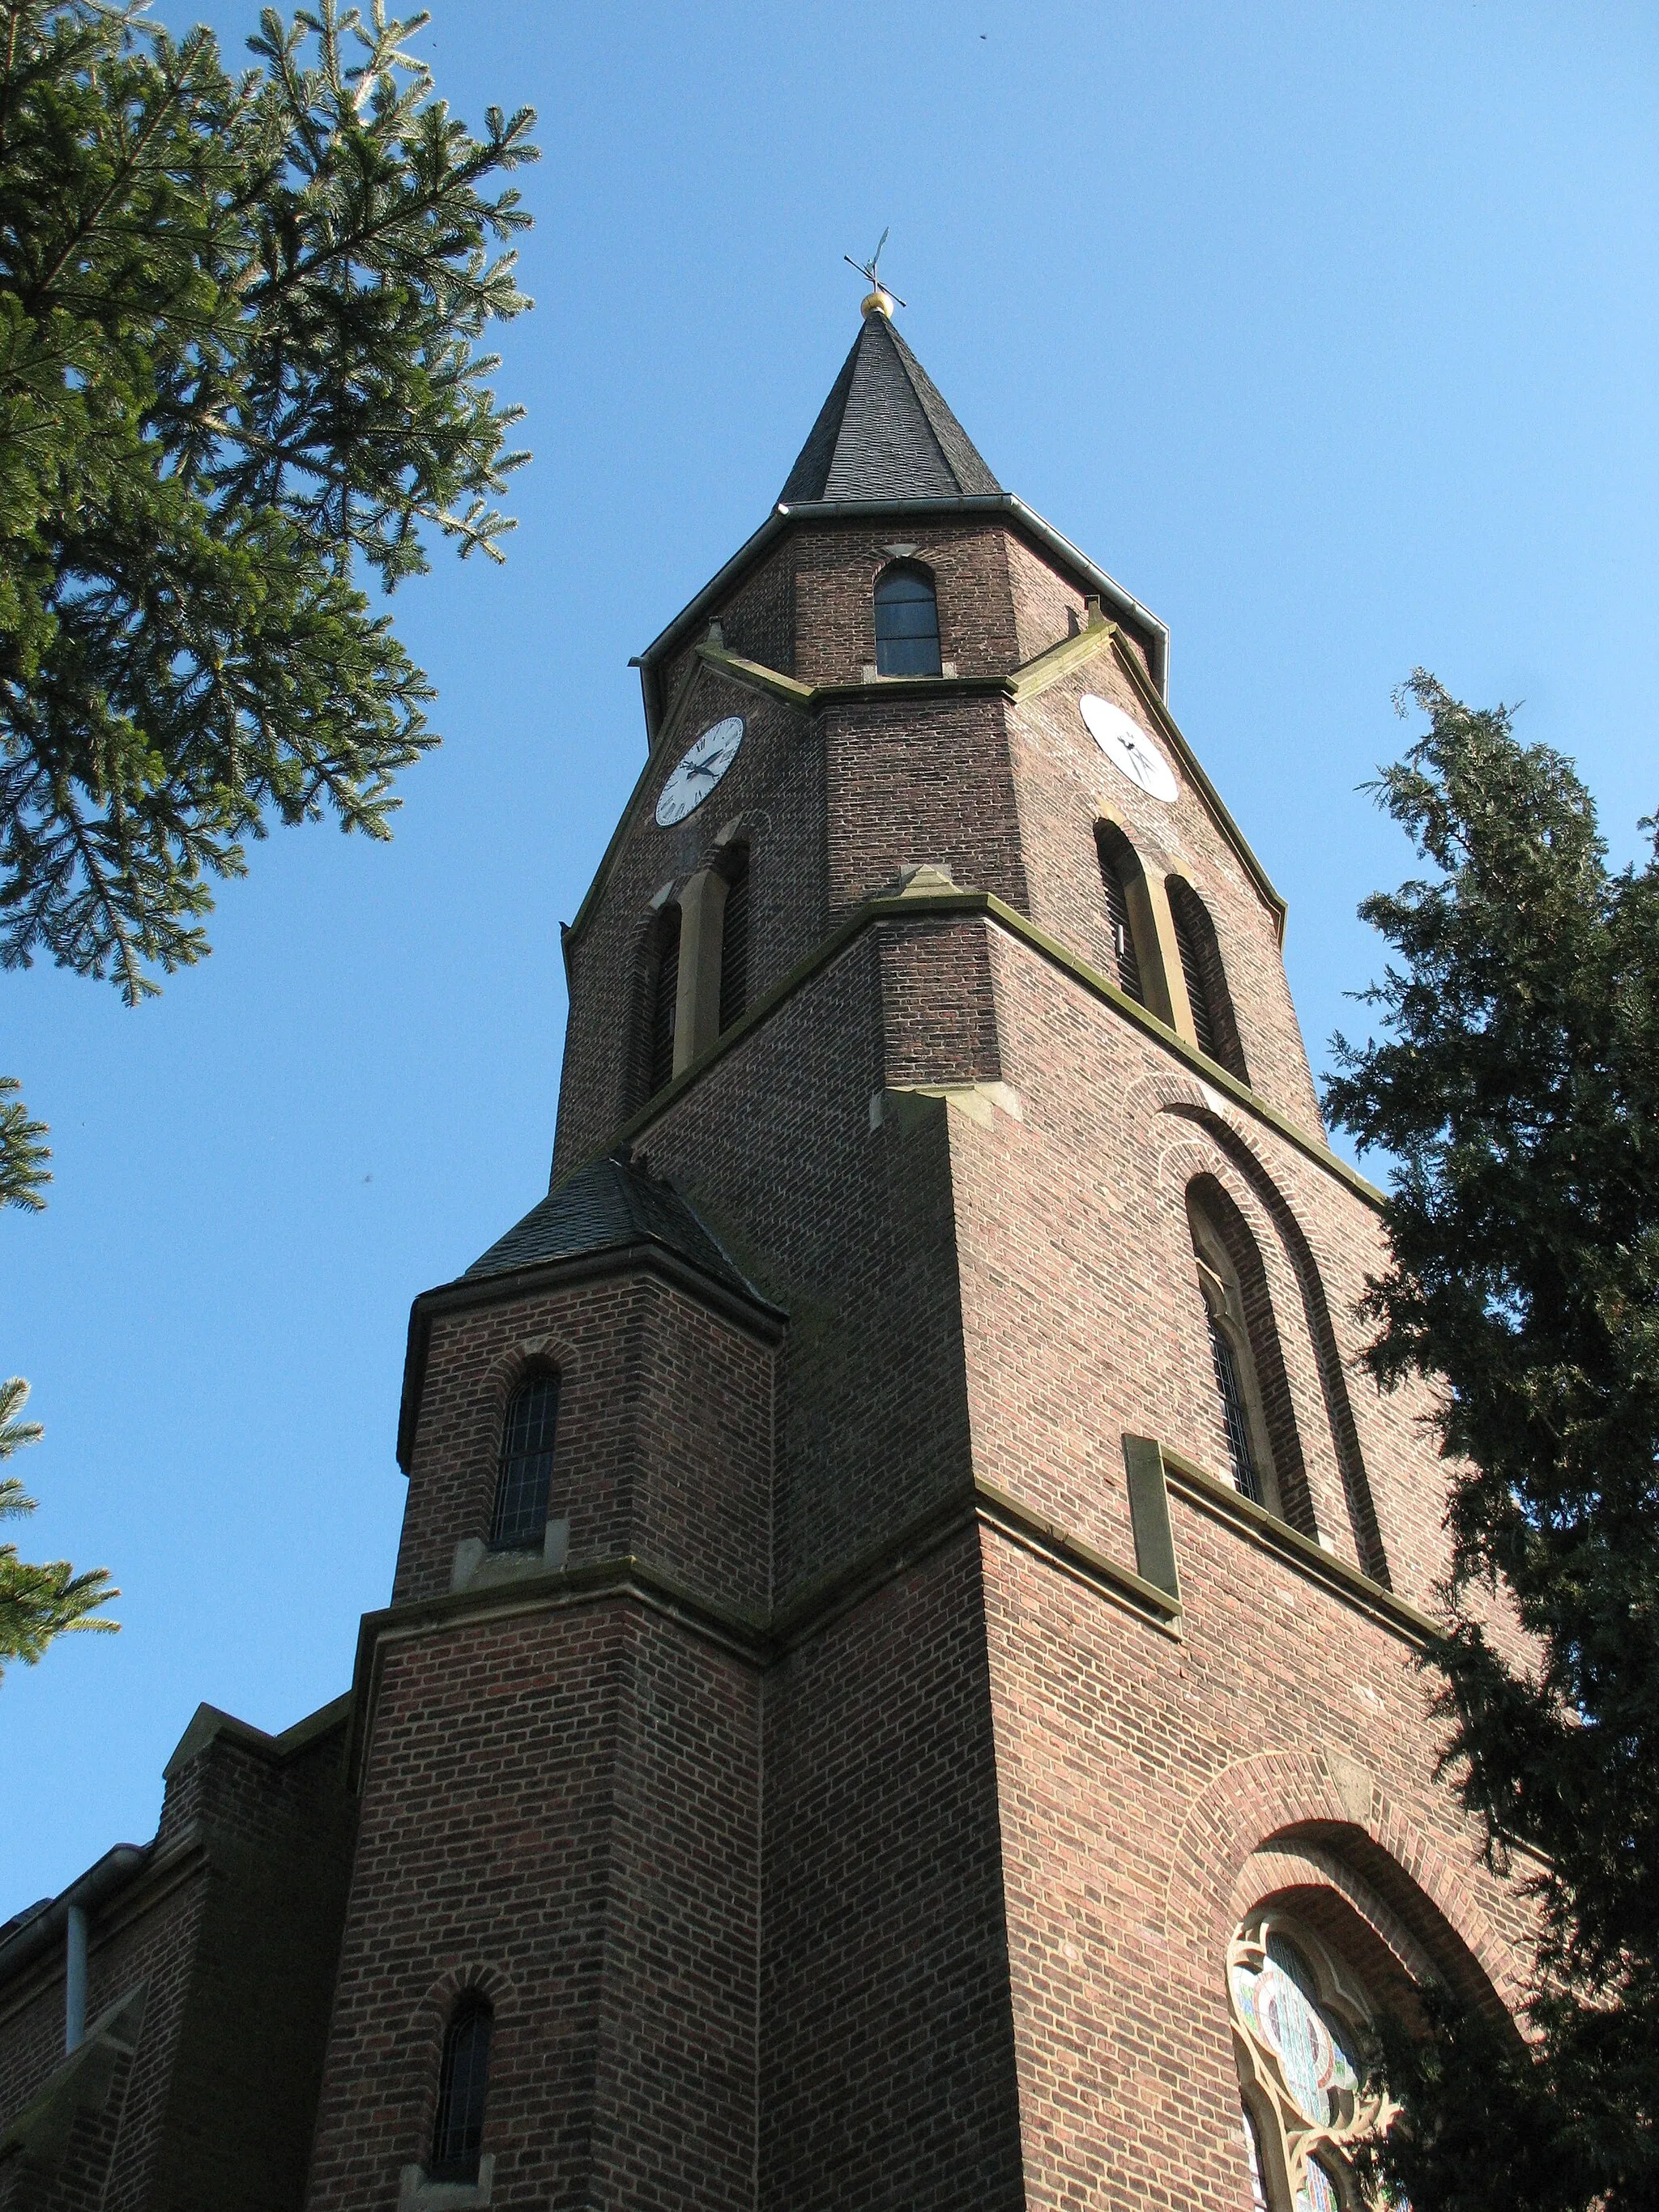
305,293 -> 1529,2212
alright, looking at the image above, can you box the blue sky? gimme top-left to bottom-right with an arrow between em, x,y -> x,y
4,0 -> 1657,1914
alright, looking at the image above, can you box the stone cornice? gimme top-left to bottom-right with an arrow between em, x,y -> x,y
566,623 -> 1285,963
344,1477 -> 1180,1784
1157,1444 -> 1439,1645
606,883 -> 1383,1208
348,1444 -> 1438,1792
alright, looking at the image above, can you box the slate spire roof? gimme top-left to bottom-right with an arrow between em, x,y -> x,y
778,307 -> 1001,505
464,1150 -> 777,1316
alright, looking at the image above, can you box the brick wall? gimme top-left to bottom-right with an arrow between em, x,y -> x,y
0,1710 -> 354,2212
307,1604 -> 759,2212
394,1273 -> 774,1615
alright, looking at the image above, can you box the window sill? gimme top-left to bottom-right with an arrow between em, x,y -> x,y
399,2154 -> 494,2210
450,1521 -> 569,1594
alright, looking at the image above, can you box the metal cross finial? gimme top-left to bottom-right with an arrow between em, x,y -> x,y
843,227 -> 906,309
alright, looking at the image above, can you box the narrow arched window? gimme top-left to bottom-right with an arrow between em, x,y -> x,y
1095,825 -> 1145,1004
873,564 -> 941,677
1188,1187 -> 1284,1514
647,902 -> 680,1096
1166,877 -> 1247,1080
719,845 -> 750,1033
431,1993 -> 493,2184
491,1375 -> 559,1550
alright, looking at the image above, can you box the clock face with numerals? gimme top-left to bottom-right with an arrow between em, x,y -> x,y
655,716 -> 745,827
1080,693 -> 1179,803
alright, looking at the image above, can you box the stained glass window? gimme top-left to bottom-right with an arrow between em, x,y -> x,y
1298,2159 -> 1341,2212
1242,2106 -> 1270,2212
1229,1914 -> 1381,2212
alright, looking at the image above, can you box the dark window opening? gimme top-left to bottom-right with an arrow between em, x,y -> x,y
431,1995 -> 493,2184
648,905 -> 680,1096
1095,827 -> 1145,1004
1166,878 -> 1248,1082
491,1375 -> 559,1549
719,848 -> 750,1033
1171,900 -> 1217,1058
874,565 -> 942,678
1207,1311 -> 1263,1505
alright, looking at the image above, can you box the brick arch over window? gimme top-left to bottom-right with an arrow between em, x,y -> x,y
1168,1104 -> 1389,1583
1160,1747 -> 1524,2018
405,1963 -> 516,2177
1187,1173 -> 1316,1539
1166,874 -> 1249,1082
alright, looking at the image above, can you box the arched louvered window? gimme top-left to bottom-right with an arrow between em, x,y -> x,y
491,1375 -> 559,1550
1095,825 -> 1145,1005
647,902 -> 680,1097
1166,877 -> 1247,1080
431,1993 -> 493,2184
1188,1188 -> 1280,1514
719,846 -> 750,1033
873,564 -> 941,677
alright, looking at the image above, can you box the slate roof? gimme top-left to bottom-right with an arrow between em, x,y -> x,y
778,310 -> 1001,505
464,1152 -> 774,1314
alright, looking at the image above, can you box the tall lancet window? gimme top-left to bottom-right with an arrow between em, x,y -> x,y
1166,876 -> 1248,1081
719,844 -> 751,1032
1095,824 -> 1146,1005
647,901 -> 681,1097
873,563 -> 942,676
491,1375 -> 560,1549
1227,1913 -> 1392,2211
1188,1187 -> 1279,1515
431,1993 -> 493,2183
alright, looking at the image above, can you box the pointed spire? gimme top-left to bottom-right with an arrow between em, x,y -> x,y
778,307 -> 1001,505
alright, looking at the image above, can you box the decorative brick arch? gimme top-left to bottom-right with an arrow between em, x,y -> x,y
1160,1747 -> 1522,2016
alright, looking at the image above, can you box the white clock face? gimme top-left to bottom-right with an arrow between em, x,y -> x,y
1079,694 -> 1179,804
655,715 -> 745,828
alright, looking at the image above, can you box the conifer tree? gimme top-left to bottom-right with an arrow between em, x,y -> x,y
1327,675 -> 1659,2209
0,0 -> 537,1669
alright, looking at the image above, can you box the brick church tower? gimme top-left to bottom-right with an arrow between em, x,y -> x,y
0,292 -> 1532,2212
293,291 -> 1533,2211
301,291 -> 1531,2211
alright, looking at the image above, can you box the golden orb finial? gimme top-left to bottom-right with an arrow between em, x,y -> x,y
861,287 -> 896,318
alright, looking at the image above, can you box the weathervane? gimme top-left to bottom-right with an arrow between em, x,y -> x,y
844,227 -> 906,316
